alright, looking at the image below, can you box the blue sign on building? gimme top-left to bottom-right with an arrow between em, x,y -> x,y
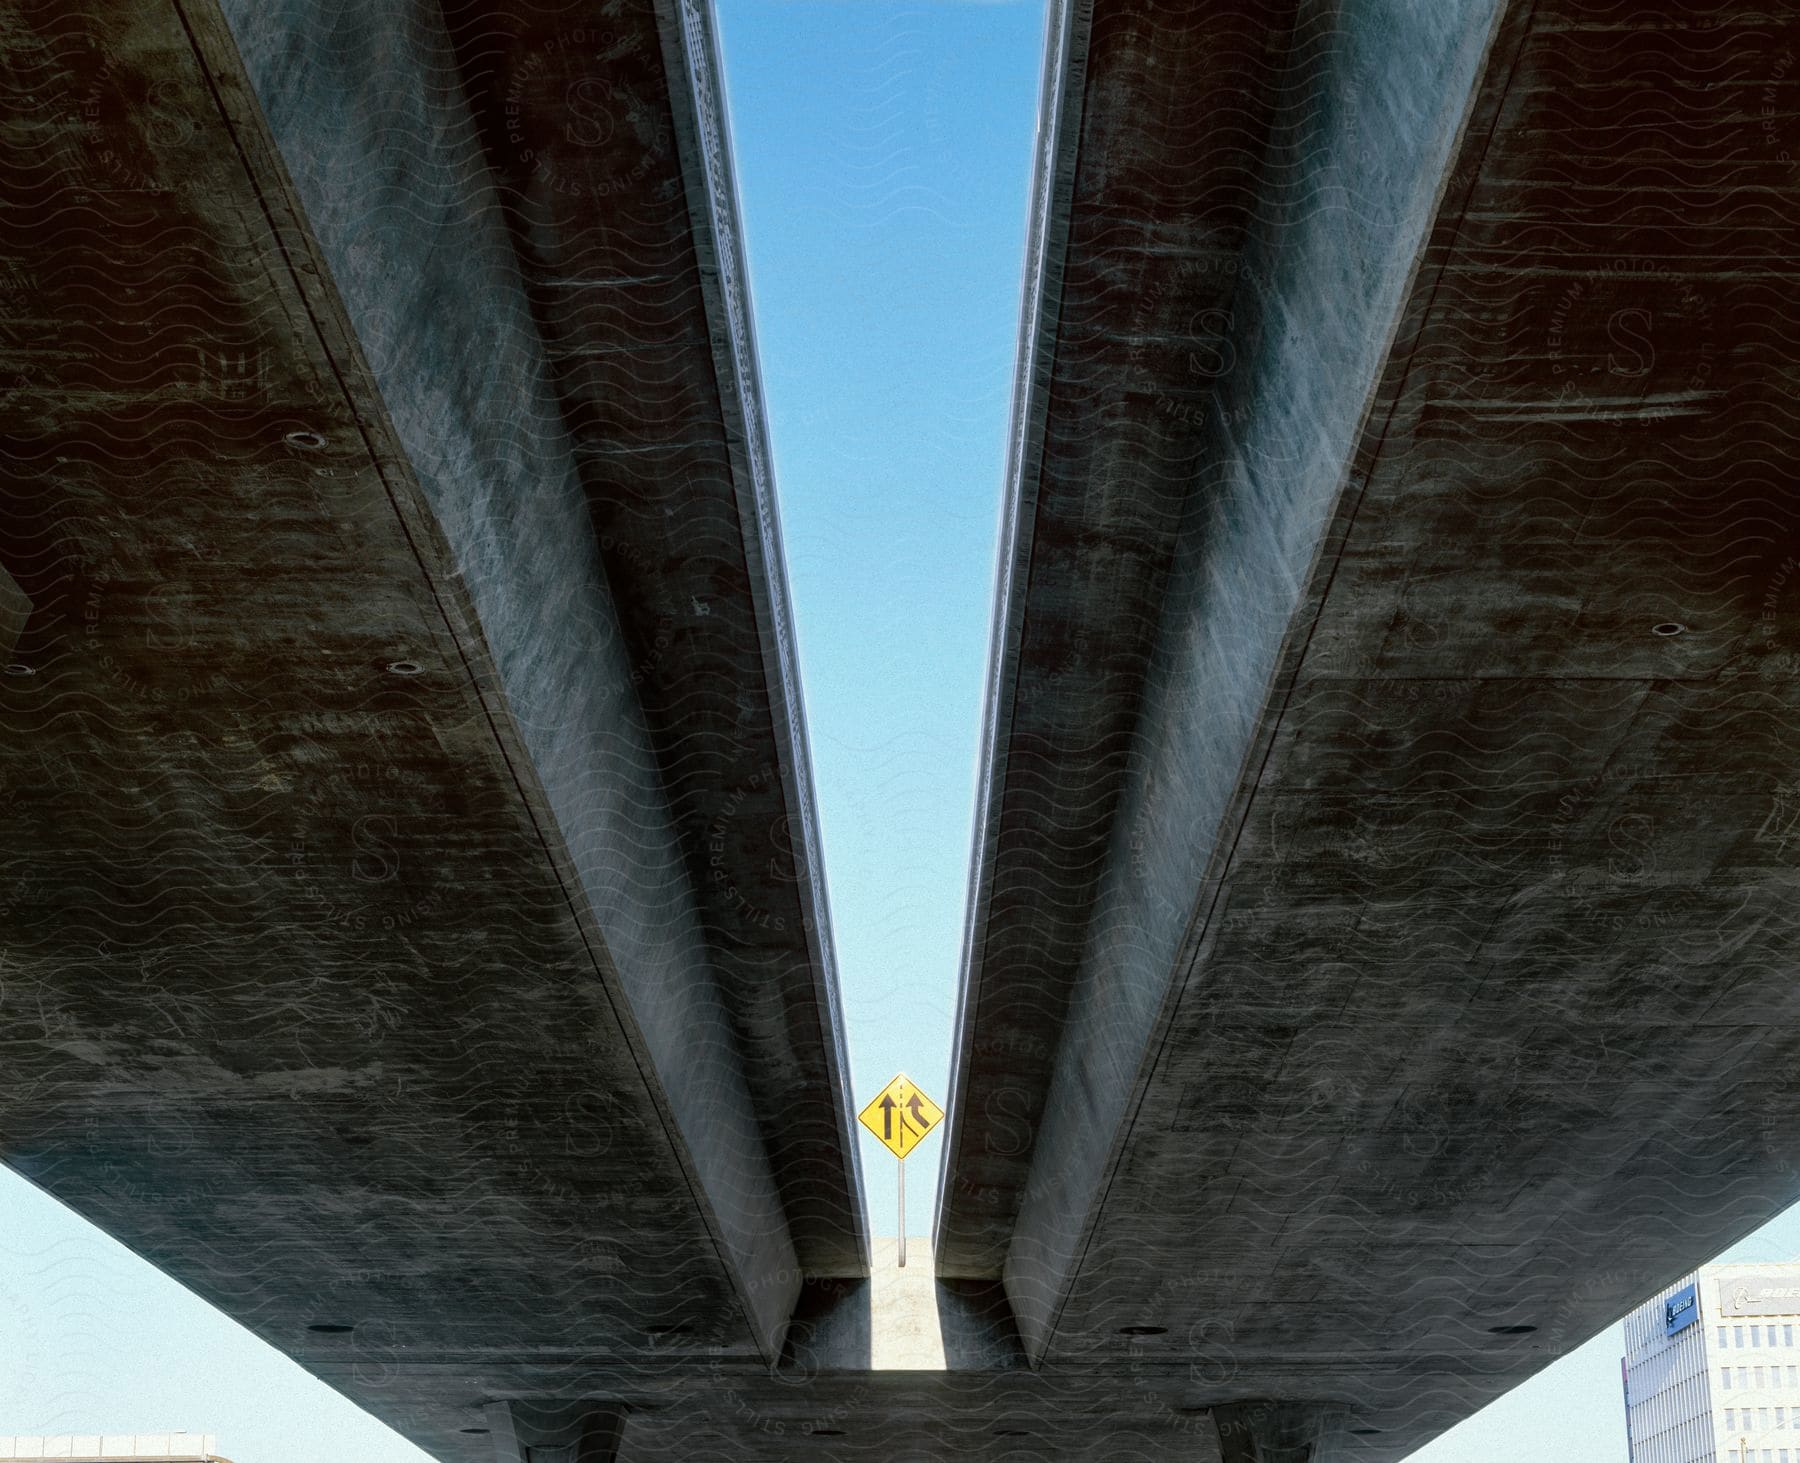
1664,1282 -> 1699,1336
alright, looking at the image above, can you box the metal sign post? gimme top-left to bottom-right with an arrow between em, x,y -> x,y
857,1072 -> 944,1269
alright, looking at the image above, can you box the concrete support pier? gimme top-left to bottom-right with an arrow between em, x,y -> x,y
484,1403 -> 626,1463
1213,1404 -> 1332,1463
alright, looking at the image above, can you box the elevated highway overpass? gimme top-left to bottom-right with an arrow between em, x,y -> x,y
3,0 -> 1799,1460
940,0 -> 1800,1456
0,0 -> 862,1450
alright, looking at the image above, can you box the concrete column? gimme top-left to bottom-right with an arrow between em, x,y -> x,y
484,1402 -> 626,1463
1212,1403 -> 1324,1463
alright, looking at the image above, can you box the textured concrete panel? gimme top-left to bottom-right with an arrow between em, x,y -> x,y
1214,1404 -> 1333,1463
944,0 -> 1800,1458
939,0 -> 1311,1284
211,0 -> 799,1358
10,0 -> 1800,1458
214,0 -> 864,1290
0,0 -> 859,1457
0,0 -> 760,1408
337,1354 -> 1231,1463
1006,0 -> 1507,1357
0,562 -> 27,664
484,1403 -> 625,1463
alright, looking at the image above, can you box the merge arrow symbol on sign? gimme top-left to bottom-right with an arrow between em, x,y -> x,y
858,1073 -> 945,1161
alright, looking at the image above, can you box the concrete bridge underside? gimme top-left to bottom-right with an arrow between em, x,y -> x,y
941,0 -> 1800,1457
1,1 -> 1799,1462
0,0 -> 865,1456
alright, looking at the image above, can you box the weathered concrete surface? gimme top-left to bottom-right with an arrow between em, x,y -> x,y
0,0 -> 859,1458
484,1402 -> 626,1463
1212,1404 -> 1336,1463
941,0 -> 1505,1285
9,0 -> 1800,1458
214,0 -> 864,1284
944,0 -> 1800,1457
0,562 -> 27,663
1001,0 -> 1508,1358
322,1343 -> 1236,1462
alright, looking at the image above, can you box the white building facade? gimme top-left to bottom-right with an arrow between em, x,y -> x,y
1624,1263 -> 1800,1463
0,1438 -> 223,1462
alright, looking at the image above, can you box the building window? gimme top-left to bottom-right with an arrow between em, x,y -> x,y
1789,1326 -> 1796,1348
1781,1407 -> 1788,1429
1730,1408 -> 1739,1428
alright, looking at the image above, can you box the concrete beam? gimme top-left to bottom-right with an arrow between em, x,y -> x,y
933,0 -> 1100,1284
1004,0 -> 1507,1360
13,0 -> 1800,1457
214,0 -> 867,1293
943,0 -> 1800,1455
938,0 -> 1507,1350
0,562 -> 27,664
381,1356 -> 1230,1460
437,0 -> 868,1275
207,0 -> 803,1357
1,5 -> 861,1460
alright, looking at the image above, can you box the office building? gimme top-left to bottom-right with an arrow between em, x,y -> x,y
0,1438 -> 225,1462
1625,1264 -> 1800,1463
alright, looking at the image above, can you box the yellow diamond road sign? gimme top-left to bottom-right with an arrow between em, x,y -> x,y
858,1072 -> 944,1161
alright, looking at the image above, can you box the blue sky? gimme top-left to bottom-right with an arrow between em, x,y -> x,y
0,5 -> 1789,1463
714,0 -> 1045,1238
